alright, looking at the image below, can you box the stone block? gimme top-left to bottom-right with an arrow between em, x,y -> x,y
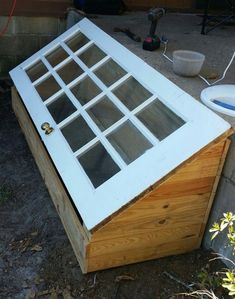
0,36 -> 39,56
14,17 -> 59,35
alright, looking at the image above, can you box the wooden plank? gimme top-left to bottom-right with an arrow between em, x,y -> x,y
91,210 -> 206,242
89,224 -> 201,257
92,194 -> 209,241
87,237 -> 199,272
106,193 -> 209,223
11,87 -> 89,273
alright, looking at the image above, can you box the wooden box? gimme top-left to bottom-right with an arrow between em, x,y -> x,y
12,87 -> 232,272
10,19 -> 232,273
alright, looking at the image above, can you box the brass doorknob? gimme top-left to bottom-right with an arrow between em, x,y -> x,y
41,122 -> 54,135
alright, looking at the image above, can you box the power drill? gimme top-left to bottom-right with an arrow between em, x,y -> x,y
143,8 -> 165,51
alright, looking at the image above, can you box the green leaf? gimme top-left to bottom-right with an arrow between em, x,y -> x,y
229,225 -> 234,234
210,223 -> 220,233
222,282 -> 235,291
225,271 -> 235,281
211,231 -> 219,240
220,220 -> 229,231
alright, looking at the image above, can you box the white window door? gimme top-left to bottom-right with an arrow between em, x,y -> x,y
10,18 -> 230,230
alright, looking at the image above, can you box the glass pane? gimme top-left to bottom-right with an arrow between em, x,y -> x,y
66,33 -> 89,52
71,76 -> 101,105
57,59 -> 83,84
78,45 -> 106,68
35,76 -> 61,101
94,59 -> 126,87
78,143 -> 120,188
87,96 -> 123,131
47,94 -> 76,123
107,121 -> 152,164
46,47 -> 69,67
137,100 -> 185,141
61,116 -> 95,152
26,60 -> 48,82
113,77 -> 152,110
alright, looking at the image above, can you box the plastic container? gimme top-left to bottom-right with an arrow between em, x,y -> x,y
173,50 -> 205,77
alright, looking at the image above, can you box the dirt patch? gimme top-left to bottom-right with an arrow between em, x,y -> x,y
0,80 -> 229,299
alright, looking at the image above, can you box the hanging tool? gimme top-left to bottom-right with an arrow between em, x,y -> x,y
114,27 -> 141,42
143,7 -> 165,51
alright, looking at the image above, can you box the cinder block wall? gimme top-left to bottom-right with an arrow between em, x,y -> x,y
203,135 -> 235,265
0,17 -> 66,77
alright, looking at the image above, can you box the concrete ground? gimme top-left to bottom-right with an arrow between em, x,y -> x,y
1,12 -> 235,299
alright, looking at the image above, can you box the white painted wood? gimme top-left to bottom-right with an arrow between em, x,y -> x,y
10,18 -> 231,230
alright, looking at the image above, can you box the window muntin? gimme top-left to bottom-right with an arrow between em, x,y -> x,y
94,59 -> 127,87
136,100 -> 185,141
107,121 -> 153,164
26,60 -> 48,82
87,96 -> 124,131
46,46 -> 69,67
71,76 -> 102,105
47,93 -> 77,124
23,30 -> 187,188
66,33 -> 90,52
35,75 -> 61,101
61,116 -> 96,152
78,44 -> 106,68
78,142 -> 120,188
113,77 -> 153,110
57,59 -> 84,84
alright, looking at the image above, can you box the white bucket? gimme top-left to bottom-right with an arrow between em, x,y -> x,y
173,50 -> 205,77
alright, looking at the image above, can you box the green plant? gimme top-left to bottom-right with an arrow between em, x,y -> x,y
210,212 -> 235,297
197,267 -> 221,290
